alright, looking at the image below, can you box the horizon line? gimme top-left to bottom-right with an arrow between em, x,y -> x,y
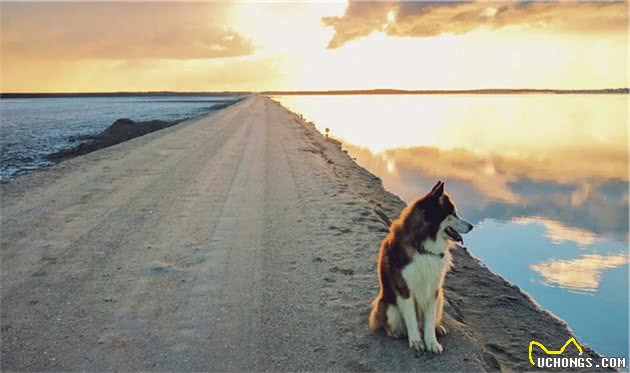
1,87 -> 628,98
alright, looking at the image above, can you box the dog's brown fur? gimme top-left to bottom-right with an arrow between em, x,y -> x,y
369,181 -> 453,334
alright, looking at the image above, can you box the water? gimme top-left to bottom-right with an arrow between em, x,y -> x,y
275,94 -> 629,358
0,95 -> 240,181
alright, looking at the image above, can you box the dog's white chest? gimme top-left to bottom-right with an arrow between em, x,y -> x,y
401,251 -> 450,308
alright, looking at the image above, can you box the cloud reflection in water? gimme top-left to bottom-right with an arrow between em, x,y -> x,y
530,253 -> 629,293
274,93 -> 628,356
343,144 -> 628,245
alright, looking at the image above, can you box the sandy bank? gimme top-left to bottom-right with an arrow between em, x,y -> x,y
0,96 -> 607,372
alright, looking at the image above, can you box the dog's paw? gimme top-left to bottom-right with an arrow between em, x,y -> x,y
436,324 -> 447,337
425,339 -> 443,354
386,328 -> 403,339
408,337 -> 425,352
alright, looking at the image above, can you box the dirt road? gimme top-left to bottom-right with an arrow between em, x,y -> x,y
1,96 -> 604,371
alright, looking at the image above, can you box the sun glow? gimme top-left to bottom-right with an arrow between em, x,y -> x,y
275,94 -> 628,157
0,2 -> 627,92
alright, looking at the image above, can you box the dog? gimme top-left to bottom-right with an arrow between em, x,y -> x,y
368,181 -> 473,354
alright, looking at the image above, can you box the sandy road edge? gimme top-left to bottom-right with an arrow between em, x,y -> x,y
266,96 -> 612,372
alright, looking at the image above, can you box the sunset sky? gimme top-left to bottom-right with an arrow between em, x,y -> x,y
1,1 -> 628,92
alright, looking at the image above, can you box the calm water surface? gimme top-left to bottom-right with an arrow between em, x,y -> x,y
276,94 -> 629,358
0,95 -> 240,181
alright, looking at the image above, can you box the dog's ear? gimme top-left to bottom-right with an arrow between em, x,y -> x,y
430,180 -> 444,197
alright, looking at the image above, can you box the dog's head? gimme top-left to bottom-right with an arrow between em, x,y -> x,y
403,181 -> 473,244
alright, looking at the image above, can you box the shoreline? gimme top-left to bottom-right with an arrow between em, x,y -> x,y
1,97 -> 243,183
268,98 -> 609,370
46,98 -> 241,163
0,96 -> 609,371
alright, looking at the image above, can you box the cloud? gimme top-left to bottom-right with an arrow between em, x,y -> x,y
0,2 -> 255,60
322,2 -> 393,49
323,1 -> 628,48
530,253 -> 629,292
0,56 -> 289,93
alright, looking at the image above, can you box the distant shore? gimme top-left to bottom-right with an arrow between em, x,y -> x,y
1,88 -> 627,99
0,92 -> 251,99
263,88 -> 629,95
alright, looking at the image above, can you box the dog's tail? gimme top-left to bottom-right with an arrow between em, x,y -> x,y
368,297 -> 386,331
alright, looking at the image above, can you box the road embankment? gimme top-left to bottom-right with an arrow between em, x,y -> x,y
0,95 -> 605,372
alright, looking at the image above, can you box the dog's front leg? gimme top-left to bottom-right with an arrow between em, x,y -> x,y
397,296 -> 424,352
423,299 -> 443,354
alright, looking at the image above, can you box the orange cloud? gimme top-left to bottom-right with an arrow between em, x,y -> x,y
346,144 -> 628,193
323,1 -> 628,48
0,56 -> 289,93
0,2 -> 254,61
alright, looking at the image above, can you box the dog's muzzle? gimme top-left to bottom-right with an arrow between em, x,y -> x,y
445,226 -> 463,243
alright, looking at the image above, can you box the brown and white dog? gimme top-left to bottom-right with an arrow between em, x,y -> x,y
368,181 -> 473,354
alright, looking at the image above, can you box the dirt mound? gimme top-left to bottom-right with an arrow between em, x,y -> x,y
47,118 -> 177,161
